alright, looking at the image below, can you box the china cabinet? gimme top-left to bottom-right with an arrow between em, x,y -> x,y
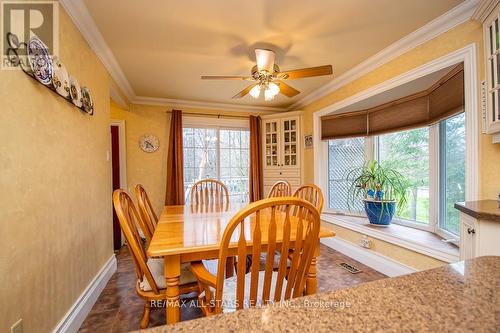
474,0 -> 500,136
261,111 -> 303,196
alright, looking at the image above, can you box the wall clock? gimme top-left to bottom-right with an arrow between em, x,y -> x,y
139,134 -> 159,153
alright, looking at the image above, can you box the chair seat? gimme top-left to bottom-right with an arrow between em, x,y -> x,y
203,270 -> 287,313
140,258 -> 197,291
259,252 -> 291,271
202,259 -> 219,276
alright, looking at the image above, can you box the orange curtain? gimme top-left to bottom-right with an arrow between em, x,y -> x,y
249,115 -> 263,202
165,109 -> 185,205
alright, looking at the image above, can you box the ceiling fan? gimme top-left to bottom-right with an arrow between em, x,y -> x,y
201,48 -> 333,101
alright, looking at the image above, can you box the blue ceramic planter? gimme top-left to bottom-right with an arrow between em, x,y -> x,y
364,200 -> 396,226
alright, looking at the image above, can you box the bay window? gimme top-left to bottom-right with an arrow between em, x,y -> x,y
326,113 -> 465,236
183,120 -> 250,204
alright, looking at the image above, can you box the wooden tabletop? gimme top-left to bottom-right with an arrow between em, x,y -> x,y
147,204 -> 335,258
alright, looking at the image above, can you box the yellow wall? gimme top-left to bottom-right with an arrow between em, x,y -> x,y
111,102 -> 170,213
301,20 -> 500,270
0,8 -> 125,332
110,102 -> 272,213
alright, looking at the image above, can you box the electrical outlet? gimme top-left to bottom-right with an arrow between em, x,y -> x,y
11,319 -> 22,333
359,235 -> 371,249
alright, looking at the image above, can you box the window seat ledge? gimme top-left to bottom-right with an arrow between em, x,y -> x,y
321,213 -> 459,263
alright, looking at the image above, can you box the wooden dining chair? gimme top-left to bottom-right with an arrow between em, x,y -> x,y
261,180 -> 293,270
293,184 -> 324,215
189,179 -> 236,276
113,190 -> 198,328
267,180 -> 292,198
135,184 -> 158,241
189,179 -> 230,211
191,197 -> 320,315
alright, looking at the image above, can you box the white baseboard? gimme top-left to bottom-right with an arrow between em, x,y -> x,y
321,237 -> 416,277
53,255 -> 117,333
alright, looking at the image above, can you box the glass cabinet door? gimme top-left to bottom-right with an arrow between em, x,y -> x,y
282,118 -> 298,167
486,11 -> 500,128
264,120 -> 279,167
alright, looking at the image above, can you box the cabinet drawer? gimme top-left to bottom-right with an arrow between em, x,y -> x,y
263,177 -> 301,197
264,178 -> 301,187
264,169 -> 300,178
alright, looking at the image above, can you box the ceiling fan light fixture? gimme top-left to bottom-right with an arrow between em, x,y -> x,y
268,82 -> 280,95
264,87 -> 276,101
249,84 -> 261,99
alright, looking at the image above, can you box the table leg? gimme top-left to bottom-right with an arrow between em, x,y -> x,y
165,254 -> 181,324
306,242 -> 320,295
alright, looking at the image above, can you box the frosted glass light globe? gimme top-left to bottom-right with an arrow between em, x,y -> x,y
249,84 -> 261,98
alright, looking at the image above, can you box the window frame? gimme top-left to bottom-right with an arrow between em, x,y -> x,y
324,118 -> 466,237
436,114 -> 466,239
374,128 -> 435,232
182,116 -> 250,203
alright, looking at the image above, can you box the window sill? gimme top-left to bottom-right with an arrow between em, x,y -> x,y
321,213 -> 459,263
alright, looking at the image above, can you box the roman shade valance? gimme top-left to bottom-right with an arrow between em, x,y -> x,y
321,63 -> 464,140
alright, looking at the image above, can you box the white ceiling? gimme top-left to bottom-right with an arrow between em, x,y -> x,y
82,0 -> 463,108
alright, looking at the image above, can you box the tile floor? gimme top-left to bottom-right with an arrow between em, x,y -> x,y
79,244 -> 386,332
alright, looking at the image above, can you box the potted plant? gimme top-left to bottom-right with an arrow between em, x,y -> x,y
345,160 -> 409,226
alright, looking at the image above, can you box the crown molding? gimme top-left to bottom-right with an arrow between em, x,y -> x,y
59,0 -> 136,100
287,0 -> 480,111
472,0 -> 500,21
131,96 -> 285,113
109,85 -> 129,110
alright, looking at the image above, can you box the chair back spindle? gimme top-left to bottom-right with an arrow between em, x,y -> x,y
135,184 -> 158,241
267,180 -> 292,198
292,184 -> 324,218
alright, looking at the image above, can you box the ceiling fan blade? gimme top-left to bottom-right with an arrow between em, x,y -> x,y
201,75 -> 252,80
275,80 -> 300,97
255,48 -> 275,72
232,83 -> 259,99
279,65 -> 333,79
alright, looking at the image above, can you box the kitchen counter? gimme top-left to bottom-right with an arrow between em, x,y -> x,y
135,256 -> 500,333
455,200 -> 500,222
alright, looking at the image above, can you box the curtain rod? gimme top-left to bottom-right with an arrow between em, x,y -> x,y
165,110 -> 250,119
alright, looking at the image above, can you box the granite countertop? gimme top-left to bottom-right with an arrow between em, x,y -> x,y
454,200 -> 500,222
135,256 -> 500,333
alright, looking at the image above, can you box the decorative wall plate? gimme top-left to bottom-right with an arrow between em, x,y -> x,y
27,36 -> 53,85
81,87 -> 94,115
7,32 -> 19,49
139,134 -> 160,153
52,57 -> 70,98
69,76 -> 82,107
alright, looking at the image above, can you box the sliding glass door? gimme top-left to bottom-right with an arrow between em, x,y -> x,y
183,126 -> 250,203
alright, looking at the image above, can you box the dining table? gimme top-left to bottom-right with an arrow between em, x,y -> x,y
146,203 -> 336,325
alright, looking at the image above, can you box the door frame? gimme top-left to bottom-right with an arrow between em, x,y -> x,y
110,119 -> 127,191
